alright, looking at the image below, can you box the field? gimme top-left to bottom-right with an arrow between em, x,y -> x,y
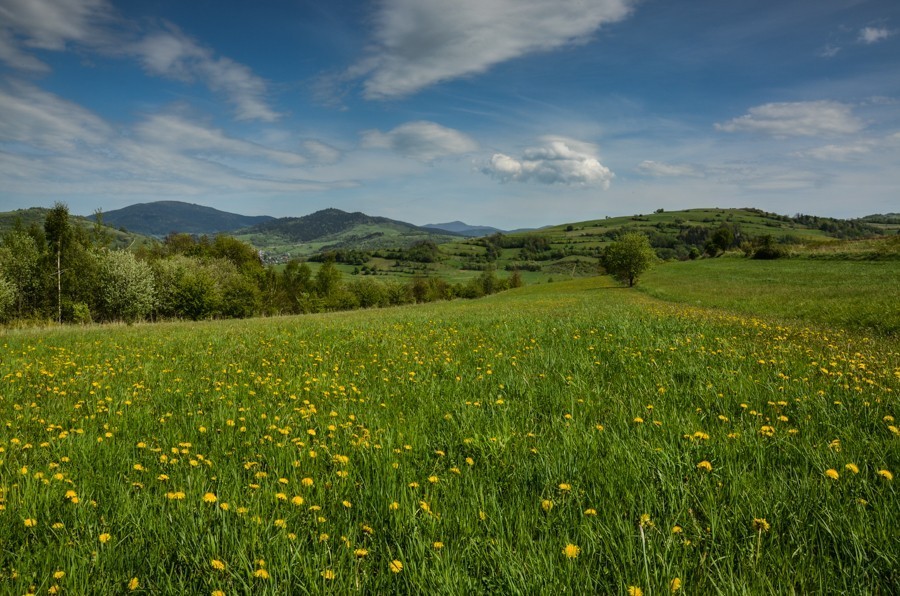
1,262 -> 898,594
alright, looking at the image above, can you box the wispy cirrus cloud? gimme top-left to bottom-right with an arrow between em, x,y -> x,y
130,28 -> 280,122
715,101 -> 864,137
0,83 -> 342,198
483,136 -> 614,187
0,0 -> 279,121
354,0 -> 636,99
636,160 -> 703,178
361,121 -> 479,161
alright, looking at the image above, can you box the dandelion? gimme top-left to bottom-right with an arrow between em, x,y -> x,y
354,548 -> 368,558
212,591 -> 225,596
253,568 -> 269,579
563,543 -> 581,558
389,560 -> 403,573
558,483 -> 571,491
628,587 -> 643,596
203,492 -> 218,503
128,577 -> 140,591
878,469 -> 893,481
301,477 -> 314,487
584,508 -> 597,516
845,463 -> 859,474
342,500 -> 352,508
321,570 -> 335,580
639,514 -> 653,528
433,541 -> 444,549
672,525 -> 683,534
824,469 -> 839,480
53,571 -> 65,580
211,559 -> 226,571
696,460 -> 712,472
428,475 -> 439,484
389,501 -> 400,511
291,495 -> 304,506
541,499 -> 554,512
99,533 -> 111,544
24,518 -> 37,527
671,577 -> 682,592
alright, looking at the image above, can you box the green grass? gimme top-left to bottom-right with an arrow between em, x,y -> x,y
0,277 -> 897,594
639,258 -> 900,336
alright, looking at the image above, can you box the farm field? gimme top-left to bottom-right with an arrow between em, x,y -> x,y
1,272 -> 898,594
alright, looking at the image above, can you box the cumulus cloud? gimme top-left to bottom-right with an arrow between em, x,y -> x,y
482,136 -> 614,187
859,27 -> 892,44
130,28 -> 279,122
357,0 -> 635,98
636,160 -> 703,178
715,101 -> 864,137
361,121 -> 479,161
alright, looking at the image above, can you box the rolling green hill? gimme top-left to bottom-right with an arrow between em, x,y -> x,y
0,207 -> 151,250
236,208 -> 462,262
89,201 -> 274,238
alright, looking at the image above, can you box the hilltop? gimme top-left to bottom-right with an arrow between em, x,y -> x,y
88,201 -> 274,238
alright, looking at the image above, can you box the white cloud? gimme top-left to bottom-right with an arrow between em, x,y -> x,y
0,1 -> 278,122
130,29 -> 279,122
715,101 -> 864,137
0,0 -> 114,71
357,0 -> 635,98
818,45 -> 841,58
483,136 -> 614,187
859,27 -> 892,44
795,142 -> 873,161
636,160 -> 703,178
361,121 -> 479,161
0,83 -> 344,198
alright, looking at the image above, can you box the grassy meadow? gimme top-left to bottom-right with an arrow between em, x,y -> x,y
1,264 -> 898,594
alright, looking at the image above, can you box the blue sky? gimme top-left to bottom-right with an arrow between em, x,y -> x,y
0,0 -> 898,228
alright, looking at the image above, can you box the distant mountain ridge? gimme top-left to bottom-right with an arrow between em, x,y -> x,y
89,201 -> 274,237
423,221 -> 505,237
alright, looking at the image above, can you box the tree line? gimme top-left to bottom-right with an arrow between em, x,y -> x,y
0,203 -> 521,325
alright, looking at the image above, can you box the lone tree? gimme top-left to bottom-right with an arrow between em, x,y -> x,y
603,232 -> 655,287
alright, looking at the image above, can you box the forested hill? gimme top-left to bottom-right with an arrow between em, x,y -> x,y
242,208 -> 461,243
89,201 -> 274,237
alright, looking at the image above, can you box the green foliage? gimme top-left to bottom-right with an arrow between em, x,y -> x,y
96,249 -> 157,323
603,232 -> 656,287
0,275 -> 15,322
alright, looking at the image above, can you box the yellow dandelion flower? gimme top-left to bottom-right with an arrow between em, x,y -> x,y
824,469 -> 839,480
696,461 -> 712,472
845,463 -> 859,474
389,501 -> 400,511
274,519 -> 286,528
672,525 -> 683,534
319,533 -> 329,542
563,543 -> 580,558
203,492 -> 218,503
211,559 -> 226,571
99,533 -> 111,544
301,477 -> 314,487
24,518 -> 37,527
211,591 -> 225,596
752,518 -> 770,532
639,514 -> 653,528
354,548 -> 368,558
465,457 -> 474,466
671,577 -> 682,592
541,499 -> 554,512
878,469 -> 893,481
321,570 -> 335,580
253,569 -> 269,579
433,541 -> 444,549
633,417 -> 644,424
342,500 -> 352,508
558,483 -> 571,491
291,495 -> 304,506
53,571 -> 65,580
584,508 -> 597,516
628,587 -> 643,596
389,560 -> 403,573
128,577 -> 139,591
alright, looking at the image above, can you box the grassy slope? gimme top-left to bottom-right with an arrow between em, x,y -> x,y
639,257 -> 900,335
0,271 -> 897,593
